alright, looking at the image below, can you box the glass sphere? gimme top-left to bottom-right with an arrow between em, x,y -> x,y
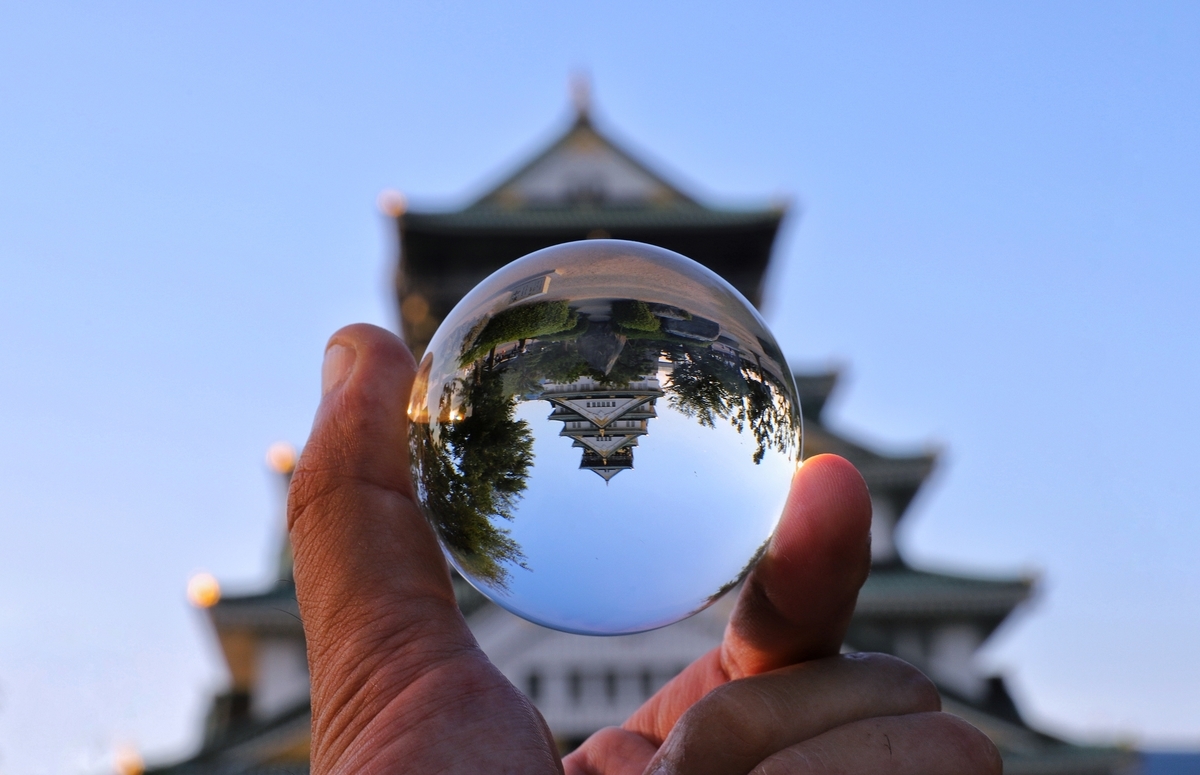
408,240 -> 802,635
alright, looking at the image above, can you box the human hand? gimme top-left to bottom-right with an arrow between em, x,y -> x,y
289,324 -> 1001,774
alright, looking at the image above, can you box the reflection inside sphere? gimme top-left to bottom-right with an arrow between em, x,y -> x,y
408,241 -> 802,635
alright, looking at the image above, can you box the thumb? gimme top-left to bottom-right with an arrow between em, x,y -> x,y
288,324 -> 475,763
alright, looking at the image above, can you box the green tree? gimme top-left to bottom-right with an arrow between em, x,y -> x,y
410,363 -> 535,587
595,342 -> 661,387
665,345 -> 799,465
735,361 -> 798,464
460,300 -> 578,364
611,299 -> 660,332
664,345 -> 747,427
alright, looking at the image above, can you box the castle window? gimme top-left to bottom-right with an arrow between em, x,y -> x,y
605,671 -> 618,702
526,671 -> 541,701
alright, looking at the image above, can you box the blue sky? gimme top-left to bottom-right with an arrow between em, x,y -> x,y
0,1 -> 1197,771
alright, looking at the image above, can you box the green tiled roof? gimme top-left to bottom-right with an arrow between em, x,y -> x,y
856,567 -> 1034,618
402,205 -> 783,233
944,695 -> 1136,775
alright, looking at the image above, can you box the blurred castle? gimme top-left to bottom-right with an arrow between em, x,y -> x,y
540,373 -> 664,481
150,91 -> 1136,774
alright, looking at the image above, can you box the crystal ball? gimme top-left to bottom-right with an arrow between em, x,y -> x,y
407,240 -> 802,634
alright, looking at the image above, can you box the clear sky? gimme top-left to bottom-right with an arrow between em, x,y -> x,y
0,2 -> 1197,771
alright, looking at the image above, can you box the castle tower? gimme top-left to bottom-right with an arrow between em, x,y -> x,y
392,95 -> 785,360
540,373 -> 664,480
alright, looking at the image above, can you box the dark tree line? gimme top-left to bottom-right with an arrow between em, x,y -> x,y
459,300 -> 578,365
663,343 -> 800,465
410,363 -> 535,588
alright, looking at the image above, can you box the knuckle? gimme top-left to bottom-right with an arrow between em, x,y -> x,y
848,652 -> 941,712
568,724 -> 655,774
286,469 -> 329,525
310,600 -> 474,689
683,680 -> 776,751
928,713 -> 1004,774
286,473 -> 351,545
749,746 -> 818,775
582,726 -> 628,748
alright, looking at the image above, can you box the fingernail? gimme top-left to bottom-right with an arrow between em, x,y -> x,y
322,343 -> 356,396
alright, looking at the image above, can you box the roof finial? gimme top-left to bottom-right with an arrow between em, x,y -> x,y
570,70 -> 592,121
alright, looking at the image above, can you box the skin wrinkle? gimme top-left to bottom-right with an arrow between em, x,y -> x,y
378,661 -> 509,740
310,641 -> 431,752
306,584 -> 461,644
290,470 -> 419,529
405,681 -> 554,772
650,656 -> 942,775
293,492 -> 461,641
304,612 -> 465,700
310,616 -> 468,704
744,680 -> 792,740
289,463 -> 420,533
316,456 -> 418,502
299,397 -> 417,505
666,693 -> 769,771
710,683 -> 781,749
304,584 -> 464,644
315,611 -> 472,677
299,550 -> 482,757
751,714 -> 1002,775
297,419 -> 366,469
319,651 -> 545,773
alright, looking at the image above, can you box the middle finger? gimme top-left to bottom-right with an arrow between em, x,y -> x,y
644,653 -> 940,775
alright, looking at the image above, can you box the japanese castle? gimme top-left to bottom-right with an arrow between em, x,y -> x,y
149,90 -> 1137,774
540,373 -> 664,481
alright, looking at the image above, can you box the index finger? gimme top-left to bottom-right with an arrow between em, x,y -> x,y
622,454 -> 872,743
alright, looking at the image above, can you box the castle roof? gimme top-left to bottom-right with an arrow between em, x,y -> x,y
855,567 -> 1034,621
546,393 -> 658,428
394,108 -> 786,357
470,109 -> 697,209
